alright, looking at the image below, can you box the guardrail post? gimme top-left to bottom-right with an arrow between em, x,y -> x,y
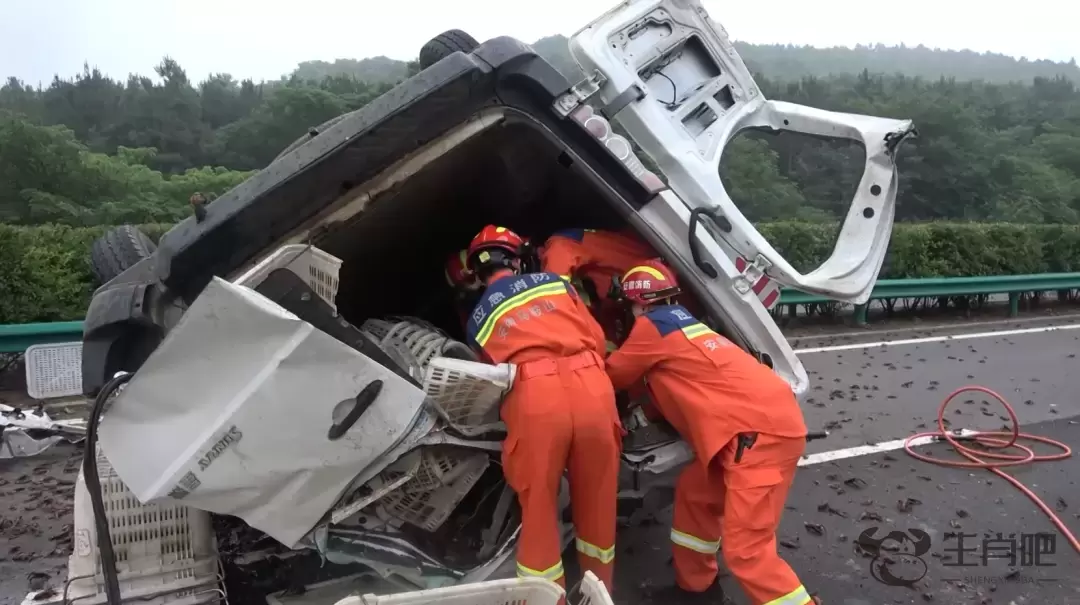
1008,292 -> 1020,317
853,303 -> 868,326
787,304 -> 797,320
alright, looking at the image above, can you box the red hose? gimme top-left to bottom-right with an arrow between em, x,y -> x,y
903,385 -> 1079,554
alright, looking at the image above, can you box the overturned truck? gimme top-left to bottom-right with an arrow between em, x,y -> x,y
50,1 -> 915,604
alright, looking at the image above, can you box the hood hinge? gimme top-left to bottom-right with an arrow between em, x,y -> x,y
553,70 -> 608,117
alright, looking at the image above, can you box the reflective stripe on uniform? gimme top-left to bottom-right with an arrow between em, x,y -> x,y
475,281 -> 567,345
575,538 -> 615,564
516,560 -> 565,582
670,528 -> 720,554
680,322 -> 712,340
762,585 -> 812,605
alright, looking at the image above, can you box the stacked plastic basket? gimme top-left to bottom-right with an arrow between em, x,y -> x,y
335,571 -> 614,605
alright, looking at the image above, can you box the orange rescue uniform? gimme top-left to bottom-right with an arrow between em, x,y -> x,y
540,228 -> 657,343
605,304 -> 812,605
466,271 -> 623,589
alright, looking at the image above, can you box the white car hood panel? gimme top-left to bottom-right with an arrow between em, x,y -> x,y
98,277 -> 427,547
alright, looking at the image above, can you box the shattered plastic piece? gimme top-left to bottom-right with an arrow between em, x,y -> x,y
816,502 -> 848,518
897,498 -> 922,513
1,404 -> 85,435
0,429 -> 64,459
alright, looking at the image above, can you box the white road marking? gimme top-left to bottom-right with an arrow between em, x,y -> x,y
798,430 -> 979,467
786,313 -> 1080,344
794,322 -> 1080,354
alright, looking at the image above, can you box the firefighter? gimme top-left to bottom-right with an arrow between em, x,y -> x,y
604,260 -> 819,605
445,249 -> 483,332
539,227 -> 657,345
464,225 -> 623,590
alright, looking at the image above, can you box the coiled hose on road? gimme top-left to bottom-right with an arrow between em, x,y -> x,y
904,386 -> 1079,554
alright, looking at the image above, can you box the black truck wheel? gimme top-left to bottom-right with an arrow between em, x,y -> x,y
419,30 -> 480,70
90,225 -> 156,285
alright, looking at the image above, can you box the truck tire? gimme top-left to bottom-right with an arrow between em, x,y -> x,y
90,225 -> 156,285
419,30 -> 480,70
273,113 -> 351,163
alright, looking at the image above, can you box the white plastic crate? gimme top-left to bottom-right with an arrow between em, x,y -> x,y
422,358 -> 514,436
331,451 -> 423,524
340,576 -> 565,605
235,244 -> 342,310
404,447 -> 485,495
576,571 -> 615,605
66,449 -> 219,605
25,342 -> 83,400
383,322 -> 446,368
379,448 -> 489,532
361,318 -> 477,375
359,318 -> 397,342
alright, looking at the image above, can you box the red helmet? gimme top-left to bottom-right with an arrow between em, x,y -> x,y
467,225 -> 525,273
619,259 -> 680,305
468,225 -> 525,256
445,249 -> 479,290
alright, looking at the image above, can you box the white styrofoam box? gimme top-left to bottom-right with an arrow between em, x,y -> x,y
421,358 -> 514,436
235,244 -> 342,310
25,342 -> 83,400
67,449 -> 219,605
336,576 -> 564,605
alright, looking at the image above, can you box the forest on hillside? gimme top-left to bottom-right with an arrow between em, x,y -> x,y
3,37 -> 1080,227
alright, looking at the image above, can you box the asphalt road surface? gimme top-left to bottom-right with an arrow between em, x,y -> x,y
2,314 -> 1079,605
0,445 -> 80,605
609,316 -> 1080,604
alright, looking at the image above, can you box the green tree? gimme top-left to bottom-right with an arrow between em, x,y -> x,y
213,85 -> 348,169
4,42 -> 1080,226
719,137 -> 814,222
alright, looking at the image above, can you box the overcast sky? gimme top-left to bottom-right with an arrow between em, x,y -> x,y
3,0 -> 1077,85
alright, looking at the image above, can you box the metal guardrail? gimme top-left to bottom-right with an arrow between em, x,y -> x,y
779,272 -> 1080,325
0,274 -> 1078,352
0,321 -> 83,354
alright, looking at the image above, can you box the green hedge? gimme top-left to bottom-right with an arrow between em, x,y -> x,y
0,223 -> 168,324
1,222 -> 1079,324
757,222 -> 1080,277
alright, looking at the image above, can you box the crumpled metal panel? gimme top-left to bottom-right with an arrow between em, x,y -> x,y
97,277 -> 428,547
